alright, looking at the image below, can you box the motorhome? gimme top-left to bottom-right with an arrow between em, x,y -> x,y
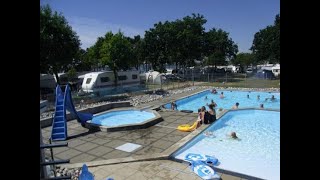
81,70 -> 140,93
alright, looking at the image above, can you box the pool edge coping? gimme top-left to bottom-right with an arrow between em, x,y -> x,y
169,107 -> 280,180
85,107 -> 163,132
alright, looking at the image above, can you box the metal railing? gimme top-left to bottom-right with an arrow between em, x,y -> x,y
40,142 -> 71,180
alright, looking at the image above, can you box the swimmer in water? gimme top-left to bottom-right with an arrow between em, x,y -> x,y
204,131 -> 215,137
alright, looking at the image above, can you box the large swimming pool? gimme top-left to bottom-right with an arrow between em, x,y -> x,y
165,90 -> 280,112
90,110 -> 156,127
172,109 -> 280,180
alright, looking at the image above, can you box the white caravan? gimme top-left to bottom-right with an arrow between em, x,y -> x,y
81,70 -> 140,93
40,71 -> 90,89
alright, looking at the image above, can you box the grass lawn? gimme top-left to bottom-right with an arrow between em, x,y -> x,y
145,78 -> 280,90
198,78 -> 280,88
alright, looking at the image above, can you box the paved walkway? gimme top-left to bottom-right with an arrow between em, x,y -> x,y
42,110 -> 198,163
87,160 -> 245,180
41,87 -> 243,179
42,87 -> 207,163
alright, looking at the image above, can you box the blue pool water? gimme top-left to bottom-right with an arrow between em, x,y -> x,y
165,90 -> 280,112
91,110 -> 156,127
172,110 -> 280,180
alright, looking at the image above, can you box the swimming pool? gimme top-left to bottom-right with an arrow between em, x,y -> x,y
90,110 -> 156,127
165,90 -> 280,112
172,109 -> 280,180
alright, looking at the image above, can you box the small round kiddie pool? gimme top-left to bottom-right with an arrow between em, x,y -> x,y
85,109 -> 162,132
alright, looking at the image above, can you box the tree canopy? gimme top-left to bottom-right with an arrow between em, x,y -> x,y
99,31 -> 134,86
41,8 -> 277,78
141,13 -> 237,72
232,53 -> 255,70
40,5 -> 81,84
203,28 -> 238,68
251,14 -> 280,64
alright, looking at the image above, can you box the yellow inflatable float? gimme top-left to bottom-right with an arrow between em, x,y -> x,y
177,121 -> 198,132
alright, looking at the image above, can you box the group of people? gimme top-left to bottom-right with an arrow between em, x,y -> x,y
196,101 -> 217,127
232,102 -> 264,109
265,95 -> 276,101
170,90 -> 275,113
212,88 -> 225,99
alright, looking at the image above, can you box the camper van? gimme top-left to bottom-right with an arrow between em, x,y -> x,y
81,70 -> 140,93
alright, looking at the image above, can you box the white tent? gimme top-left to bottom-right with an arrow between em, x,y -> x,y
142,70 -> 165,84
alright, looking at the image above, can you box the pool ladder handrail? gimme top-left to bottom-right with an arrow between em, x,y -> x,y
40,141 -> 71,180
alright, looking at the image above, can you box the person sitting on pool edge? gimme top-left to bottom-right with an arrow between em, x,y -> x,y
171,101 -> 178,110
197,108 -> 204,127
206,104 -> 217,124
200,106 -> 208,124
232,102 -> 239,109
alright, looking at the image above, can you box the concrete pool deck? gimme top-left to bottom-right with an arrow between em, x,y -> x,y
41,87 -> 278,179
42,110 -> 245,179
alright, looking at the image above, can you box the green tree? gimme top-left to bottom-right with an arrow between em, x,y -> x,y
251,14 -> 280,64
143,14 -> 207,72
73,49 -> 93,71
175,14 -> 207,69
86,37 -> 105,70
203,28 -> 238,69
67,67 -> 77,82
127,35 -> 143,70
40,5 -> 81,84
99,31 -> 133,86
232,53 -> 255,71
143,28 -> 161,72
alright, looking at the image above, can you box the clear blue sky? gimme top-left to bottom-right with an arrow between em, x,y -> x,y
40,0 -> 279,53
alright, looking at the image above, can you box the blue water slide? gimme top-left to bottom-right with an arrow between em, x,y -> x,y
50,84 -> 93,141
51,85 -> 68,141
64,84 -> 93,126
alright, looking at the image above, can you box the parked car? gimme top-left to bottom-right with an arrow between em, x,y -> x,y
215,68 -> 226,73
246,68 -> 253,74
165,74 -> 185,82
